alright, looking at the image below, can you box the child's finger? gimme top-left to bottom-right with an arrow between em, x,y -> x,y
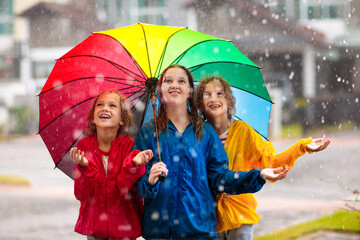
81,151 -> 85,164
272,167 -> 283,174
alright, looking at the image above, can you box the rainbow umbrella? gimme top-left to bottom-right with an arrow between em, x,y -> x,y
38,23 -> 272,179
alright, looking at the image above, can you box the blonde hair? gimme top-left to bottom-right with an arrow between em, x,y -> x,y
195,76 -> 236,121
85,90 -> 132,136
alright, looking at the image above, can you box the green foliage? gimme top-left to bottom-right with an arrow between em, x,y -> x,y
8,105 -> 35,134
254,210 -> 360,240
281,123 -> 303,138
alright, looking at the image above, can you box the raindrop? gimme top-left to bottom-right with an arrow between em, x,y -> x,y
262,19 -> 267,25
252,10 -> 257,16
234,172 -> 239,179
151,211 -> 160,220
269,37 -> 275,44
137,40 -> 145,47
321,116 -> 324,124
53,80 -> 63,90
95,74 -> 105,83
73,129 -> 83,140
355,98 -> 359,103
118,224 -> 131,231
213,47 -> 219,54
337,77 -> 342,82
218,185 -> 224,192
99,213 -> 108,221
173,155 -> 180,162
229,8 -> 236,18
134,101 -> 145,111
289,72 -> 294,80
173,219 -> 180,225
190,148 -> 197,158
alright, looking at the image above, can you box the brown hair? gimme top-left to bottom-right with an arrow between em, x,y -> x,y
195,76 -> 236,121
84,90 -> 132,136
156,65 -> 204,140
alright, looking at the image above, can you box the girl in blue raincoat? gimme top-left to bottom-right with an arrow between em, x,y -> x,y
134,65 -> 289,240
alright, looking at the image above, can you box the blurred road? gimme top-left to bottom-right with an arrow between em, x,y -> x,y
0,131 -> 359,239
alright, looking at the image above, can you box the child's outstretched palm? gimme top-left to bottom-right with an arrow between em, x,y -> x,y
70,147 -> 89,168
306,138 -> 331,152
133,150 -> 154,166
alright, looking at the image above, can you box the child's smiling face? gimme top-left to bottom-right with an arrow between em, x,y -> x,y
93,92 -> 123,131
160,67 -> 191,106
202,79 -> 229,121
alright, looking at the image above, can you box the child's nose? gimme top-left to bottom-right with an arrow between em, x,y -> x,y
209,93 -> 217,100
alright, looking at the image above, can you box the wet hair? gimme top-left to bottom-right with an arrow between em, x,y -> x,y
195,76 -> 236,121
156,64 -> 204,141
84,90 -> 132,136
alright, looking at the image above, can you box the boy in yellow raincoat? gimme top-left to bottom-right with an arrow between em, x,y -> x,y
195,76 -> 331,240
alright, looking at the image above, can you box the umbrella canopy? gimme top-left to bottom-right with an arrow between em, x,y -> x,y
38,23 -> 272,179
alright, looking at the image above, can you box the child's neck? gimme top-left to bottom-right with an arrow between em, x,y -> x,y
96,128 -> 118,152
166,103 -> 189,133
208,115 -> 230,136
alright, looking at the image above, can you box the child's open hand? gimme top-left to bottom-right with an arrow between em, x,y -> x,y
70,147 -> 89,168
260,167 -> 289,182
148,162 -> 168,185
133,149 -> 154,166
306,138 -> 331,152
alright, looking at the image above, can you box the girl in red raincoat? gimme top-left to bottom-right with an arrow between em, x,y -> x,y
70,90 -> 153,240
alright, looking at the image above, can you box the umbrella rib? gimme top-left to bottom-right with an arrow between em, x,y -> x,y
233,114 -> 269,141
54,130 -> 85,170
170,39 -> 263,70
154,27 -> 188,78
38,85 -> 142,134
140,24 -> 153,78
38,77 -> 144,96
186,62 -> 274,104
58,55 -> 146,80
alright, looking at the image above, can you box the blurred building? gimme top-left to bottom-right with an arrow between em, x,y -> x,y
0,0 -> 192,133
0,0 -> 359,134
187,0 -> 360,128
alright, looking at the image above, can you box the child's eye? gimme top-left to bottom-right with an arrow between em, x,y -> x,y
217,92 -> 225,97
110,104 -> 117,108
163,78 -> 171,83
203,93 -> 210,99
96,103 -> 103,107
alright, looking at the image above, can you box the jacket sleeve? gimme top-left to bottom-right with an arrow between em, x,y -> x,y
232,121 -> 312,171
205,124 -> 266,195
74,140 -> 99,201
133,124 -> 160,199
117,139 -> 145,196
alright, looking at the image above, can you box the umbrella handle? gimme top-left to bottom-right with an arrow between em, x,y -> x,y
151,92 -> 166,182
159,172 -> 166,182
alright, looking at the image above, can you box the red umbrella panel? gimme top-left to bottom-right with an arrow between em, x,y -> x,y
38,34 -> 150,179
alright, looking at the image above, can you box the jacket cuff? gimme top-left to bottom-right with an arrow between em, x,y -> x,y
144,180 -> 160,198
302,137 -> 313,154
75,159 -> 98,179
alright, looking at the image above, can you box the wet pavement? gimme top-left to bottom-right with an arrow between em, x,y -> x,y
0,131 -> 359,239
